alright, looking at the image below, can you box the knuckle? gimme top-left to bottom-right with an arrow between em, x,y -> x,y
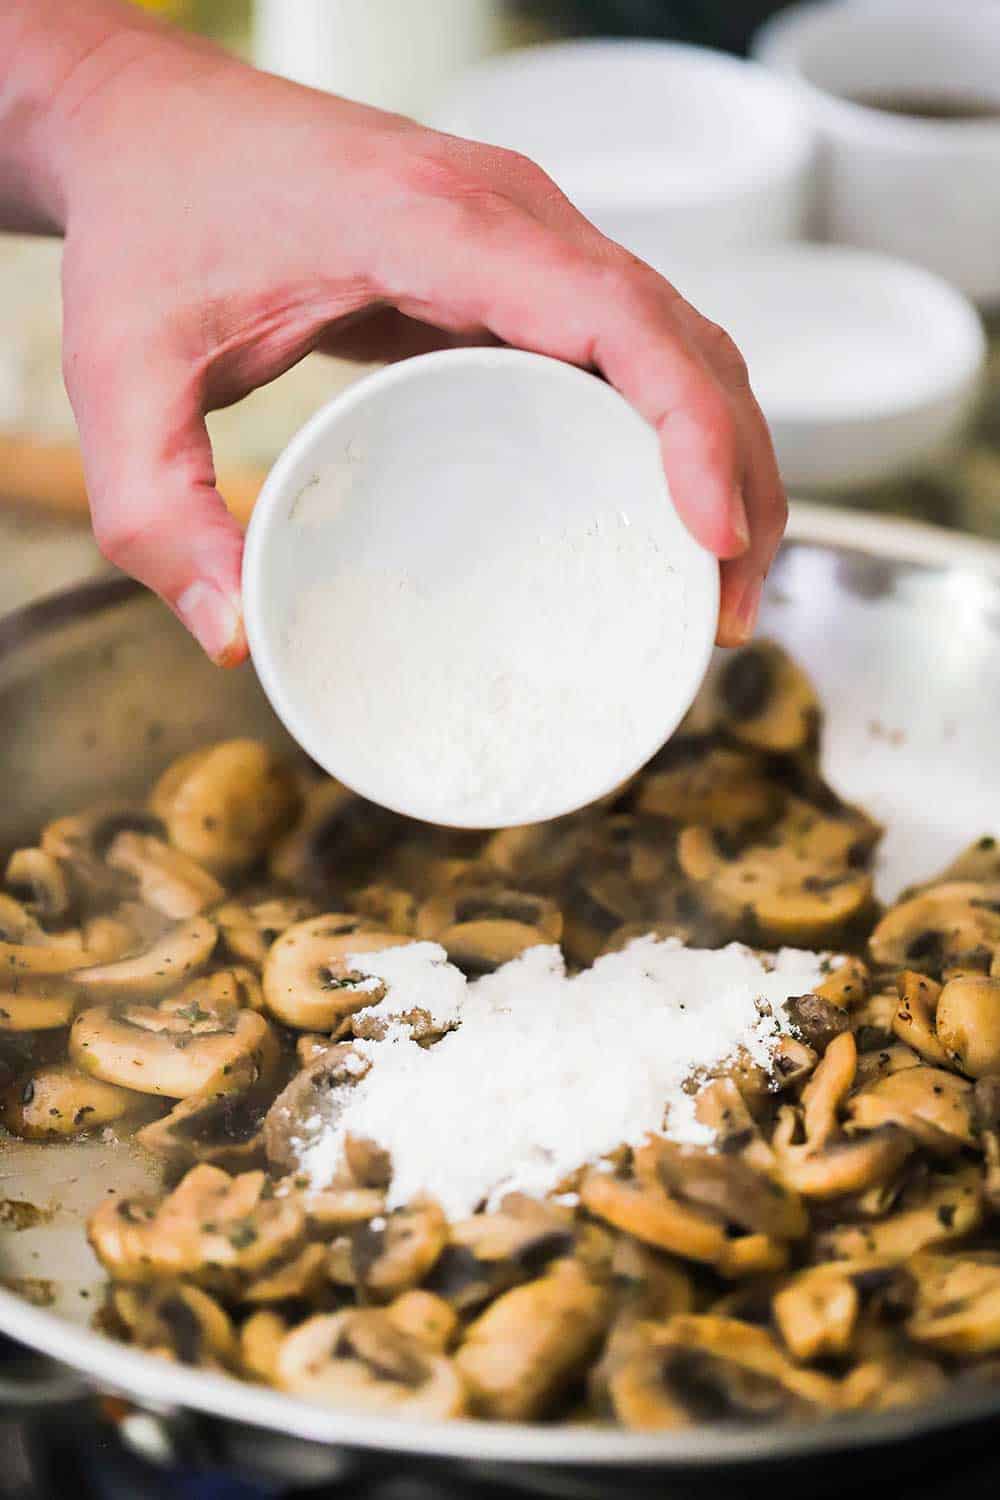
701,319 -> 751,386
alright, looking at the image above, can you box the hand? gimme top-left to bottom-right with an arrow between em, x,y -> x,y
50,17 -> 785,663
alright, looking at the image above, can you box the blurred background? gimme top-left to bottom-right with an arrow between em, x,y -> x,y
3,0 -> 999,614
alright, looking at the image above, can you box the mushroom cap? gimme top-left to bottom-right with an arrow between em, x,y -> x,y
113,1283 -> 237,1368
908,1255 -> 1000,1356
262,914 -> 410,1031
714,641 -> 821,755
415,885 -> 562,974
151,740 -> 301,876
0,977 -> 77,1032
635,742 -> 782,832
277,1308 -> 466,1418
869,883 -> 1000,977
352,1201 -> 448,1300
71,1000 -> 277,1099
935,974 -> 1000,1077
105,832 -> 224,920
5,848 -> 72,924
2,1062 -> 146,1139
71,915 -> 219,1001
846,1066 -> 975,1154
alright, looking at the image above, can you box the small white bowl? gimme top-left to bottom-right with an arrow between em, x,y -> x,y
661,244 -> 986,491
428,40 -> 814,257
242,349 -> 718,829
754,0 -> 1000,305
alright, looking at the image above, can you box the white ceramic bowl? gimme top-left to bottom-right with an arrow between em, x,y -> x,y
662,244 -> 986,491
428,40 -> 814,257
242,348 -> 718,829
754,0 -> 1000,305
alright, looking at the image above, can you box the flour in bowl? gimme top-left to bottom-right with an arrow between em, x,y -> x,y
297,937 -> 828,1218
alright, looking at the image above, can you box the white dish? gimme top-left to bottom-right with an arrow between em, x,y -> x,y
661,244 -> 985,490
242,348 -> 718,829
754,0 -> 1000,305
428,40 -> 814,256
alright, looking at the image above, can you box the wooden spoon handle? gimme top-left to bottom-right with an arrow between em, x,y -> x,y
0,434 -> 265,529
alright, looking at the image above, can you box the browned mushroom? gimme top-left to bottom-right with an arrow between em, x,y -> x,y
151,740 -> 301,876
891,971 -> 950,1066
71,915 -> 219,1002
870,883 -> 1000,977
268,777 -> 401,895
713,642 -> 821,755
415,886 -> 562,974
112,1282 -> 237,1368
278,1307 -> 465,1416
215,896 -> 317,970
772,1265 -> 860,1363
240,1309 -> 287,1383
349,885 -> 419,937
351,1200 -> 447,1300
4,849 -> 72,924
261,914 -> 410,1031
263,1042 -> 371,1177
136,1047 -> 279,1170
934,974 -> 1000,1076
2,1062 -> 147,1139
105,832 -> 224,919
846,1066 -> 975,1154
815,1165 -> 983,1262
907,1254 -> 1000,1356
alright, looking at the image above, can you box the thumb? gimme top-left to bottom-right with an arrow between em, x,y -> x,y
68,351 -> 248,665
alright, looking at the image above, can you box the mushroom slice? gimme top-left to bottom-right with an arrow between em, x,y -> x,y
351,1201 -> 447,1300
70,998 -> 276,1099
277,1308 -> 466,1418
772,1266 -> 860,1363
113,1283 -> 237,1368
783,992 -> 851,1052
815,1165 -> 982,1262
263,1042 -> 370,1175
0,977 -> 76,1032
151,740 -> 301,877
869,882 -> 1000,977
891,971 -> 950,1067
350,885 -> 419,937
105,833 -> 224,920
242,1243 -> 329,1306
769,1036 -> 819,1091
815,956 -> 871,1011
935,974 -> 1000,1077
693,1077 -> 779,1172
268,777 -> 401,894
2,1062 -> 146,1139
853,1043 -> 922,1090
579,1166 -> 728,1265
774,1121 -> 911,1202
415,886 -> 562,974
41,805 -> 166,911
306,1187 -> 387,1235
136,1048 -> 278,1168
608,1316 -> 840,1431
4,849 -> 71,924
240,1310 -> 288,1383
641,1138 -> 808,1242
846,1066 -> 975,1154
0,893 -> 45,945
635,742 -> 782,832
71,915 -> 218,1001
262,914 -> 410,1031
216,897 -> 317,970
908,1255 -> 1000,1356
386,1290 -> 458,1353
973,1077 -> 1000,1212
447,1205 -> 576,1279
677,826 -> 873,947
455,1258 -> 610,1421
88,1164 -> 305,1287
714,641 -> 821,754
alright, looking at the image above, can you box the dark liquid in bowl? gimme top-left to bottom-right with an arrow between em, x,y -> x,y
848,90 -> 1000,121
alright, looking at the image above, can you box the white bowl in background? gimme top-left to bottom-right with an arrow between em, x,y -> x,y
754,0 -> 1000,305
656,243 -> 985,492
243,348 -> 718,829
428,40 -> 814,256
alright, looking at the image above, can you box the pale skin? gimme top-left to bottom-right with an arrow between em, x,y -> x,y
0,0 -> 787,666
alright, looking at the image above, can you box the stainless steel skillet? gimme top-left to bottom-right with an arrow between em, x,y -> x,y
1,503 -> 999,1492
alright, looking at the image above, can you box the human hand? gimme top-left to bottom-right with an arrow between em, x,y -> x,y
48,11 -> 785,664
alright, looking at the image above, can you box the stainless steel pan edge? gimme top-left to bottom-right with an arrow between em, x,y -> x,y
1,503 -> 999,1472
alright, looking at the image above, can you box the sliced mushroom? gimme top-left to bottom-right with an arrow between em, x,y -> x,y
277,1307 -> 465,1417
136,1048 -> 278,1169
677,826 -> 873,947
891,971 -> 950,1066
71,915 -> 218,1002
934,974 -> 1000,1077
608,1315 -> 840,1430
2,1062 -> 147,1139
815,956 -> 871,1011
41,805 -> 166,911
105,832 -> 224,919
240,1309 -> 288,1383
415,886 -> 562,974
0,977 -> 76,1032
349,885 -> 419,937
693,1077 -> 780,1173
640,1137 -> 808,1242
263,1042 -> 370,1175
88,1164 -> 305,1287
869,882 -> 1000,977
385,1290 -> 458,1352
973,1077 -> 1000,1212
846,1066 -> 974,1154
783,992 -> 852,1052
151,740 -> 300,877
635,742 -> 782,832
853,1043 -> 922,1090
113,1283 -> 237,1368
4,849 -> 71,924
714,641 -> 821,755
262,914 -> 410,1031
455,1258 -> 610,1421
772,1267 -> 860,1363
242,1243 -> 329,1306
216,896 -> 317,970
268,777 -> 401,895
352,1201 -> 447,1300
71,993 -> 277,1099
908,1255 -> 1000,1356
815,1165 -> 982,1262
579,1164 -> 728,1265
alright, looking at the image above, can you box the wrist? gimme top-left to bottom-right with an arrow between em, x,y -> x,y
0,0 -> 170,234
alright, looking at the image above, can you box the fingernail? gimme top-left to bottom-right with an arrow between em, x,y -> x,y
731,486 -> 751,552
177,581 -> 245,666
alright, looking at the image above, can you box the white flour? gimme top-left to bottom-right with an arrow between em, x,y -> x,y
298,937 -> 828,1218
281,514 -> 693,827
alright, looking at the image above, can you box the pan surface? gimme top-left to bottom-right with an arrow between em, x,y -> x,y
1,502 -> 999,1471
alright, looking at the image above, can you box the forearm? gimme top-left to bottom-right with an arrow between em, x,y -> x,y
0,0 -> 158,234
